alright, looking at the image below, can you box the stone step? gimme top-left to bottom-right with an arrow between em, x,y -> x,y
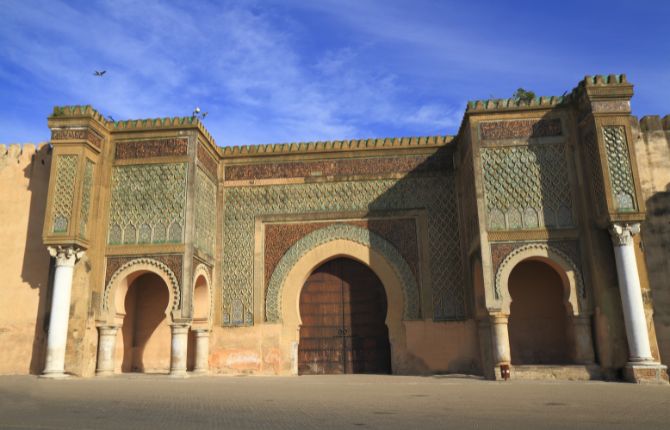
510,365 -> 602,381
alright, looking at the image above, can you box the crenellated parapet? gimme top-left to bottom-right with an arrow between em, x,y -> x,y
219,135 -> 451,158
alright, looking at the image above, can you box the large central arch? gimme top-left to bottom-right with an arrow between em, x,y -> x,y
266,224 -> 420,374
266,224 -> 420,323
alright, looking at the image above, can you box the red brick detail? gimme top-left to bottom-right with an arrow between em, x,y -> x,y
225,155 -> 449,181
198,143 -> 218,178
479,119 -> 562,140
115,138 -> 188,159
51,129 -> 103,149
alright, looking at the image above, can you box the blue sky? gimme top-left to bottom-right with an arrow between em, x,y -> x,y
1,0 -> 668,146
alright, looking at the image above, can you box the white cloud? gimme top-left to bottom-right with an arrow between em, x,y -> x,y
0,0 -> 468,145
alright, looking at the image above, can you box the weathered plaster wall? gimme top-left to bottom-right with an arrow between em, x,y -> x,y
633,115 -> 670,368
207,320 -> 481,375
0,144 -> 51,375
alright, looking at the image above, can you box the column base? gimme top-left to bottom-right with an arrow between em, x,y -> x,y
95,370 -> 115,377
623,362 -> 669,384
39,372 -> 71,379
169,370 -> 189,378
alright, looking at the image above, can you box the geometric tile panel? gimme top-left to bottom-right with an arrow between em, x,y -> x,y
51,154 -> 78,234
481,143 -> 574,230
602,126 -> 637,212
222,175 -> 464,326
194,167 -> 217,256
79,159 -> 94,238
107,163 -> 187,245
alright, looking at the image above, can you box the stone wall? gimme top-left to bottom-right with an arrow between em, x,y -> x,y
0,143 -> 51,375
633,115 -> 670,369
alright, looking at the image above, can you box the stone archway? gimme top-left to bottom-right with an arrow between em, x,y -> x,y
266,224 -> 420,323
507,260 -> 571,364
96,258 -> 188,376
120,272 -> 171,373
188,264 -> 212,373
298,257 -> 392,375
491,244 -> 595,367
267,224 -> 419,374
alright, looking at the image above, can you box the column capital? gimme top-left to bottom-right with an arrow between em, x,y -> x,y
489,313 -> 509,325
608,223 -> 640,247
47,245 -> 85,267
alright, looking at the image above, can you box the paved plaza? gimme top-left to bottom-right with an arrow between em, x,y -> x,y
0,375 -> 668,429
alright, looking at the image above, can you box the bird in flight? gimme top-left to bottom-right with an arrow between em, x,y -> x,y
93,70 -> 106,76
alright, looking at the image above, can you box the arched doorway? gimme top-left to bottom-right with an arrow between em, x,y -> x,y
508,260 -> 571,365
188,273 -> 210,371
298,257 -> 391,375
119,272 -> 171,373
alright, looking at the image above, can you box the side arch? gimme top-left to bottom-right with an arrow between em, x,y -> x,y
265,223 -> 420,323
494,243 -> 587,315
102,257 -> 181,322
192,263 -> 213,325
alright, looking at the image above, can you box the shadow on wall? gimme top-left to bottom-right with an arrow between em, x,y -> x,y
121,273 -> 170,373
365,142 -> 480,375
20,144 -> 54,375
643,183 -> 670,370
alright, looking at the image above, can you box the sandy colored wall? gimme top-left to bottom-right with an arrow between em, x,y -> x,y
0,143 -> 52,375
207,320 -> 481,376
633,115 -> 670,369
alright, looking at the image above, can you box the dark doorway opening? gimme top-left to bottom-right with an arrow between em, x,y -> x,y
508,260 -> 571,365
298,258 -> 391,374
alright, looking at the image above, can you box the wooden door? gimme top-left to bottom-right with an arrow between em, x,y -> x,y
298,258 -> 391,375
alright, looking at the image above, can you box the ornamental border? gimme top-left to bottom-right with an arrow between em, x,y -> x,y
494,242 -> 585,300
103,257 -> 181,312
265,223 -> 420,322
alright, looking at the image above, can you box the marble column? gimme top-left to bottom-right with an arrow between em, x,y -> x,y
42,246 -> 84,378
192,328 -> 210,374
608,223 -> 653,362
170,323 -> 190,377
95,325 -> 120,376
573,315 -> 595,364
490,314 -> 511,365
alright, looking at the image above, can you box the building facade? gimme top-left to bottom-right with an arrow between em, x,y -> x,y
1,74 -> 669,382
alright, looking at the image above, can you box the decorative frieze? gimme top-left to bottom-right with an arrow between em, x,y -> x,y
481,143 -> 573,230
51,128 -> 103,149
224,154 -> 451,181
591,100 -> 631,113
115,138 -> 188,160
107,163 -> 187,245
479,118 -> 562,141
197,143 -> 218,179
51,155 -> 78,233
602,126 -> 637,212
